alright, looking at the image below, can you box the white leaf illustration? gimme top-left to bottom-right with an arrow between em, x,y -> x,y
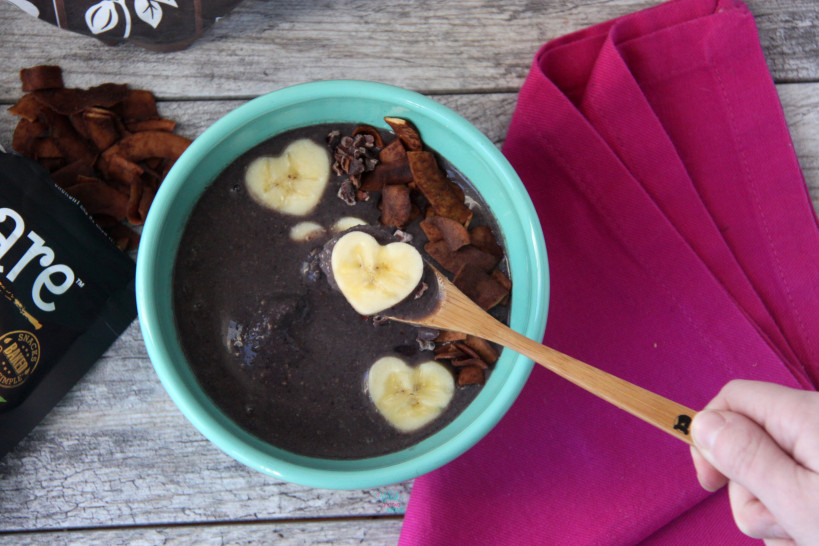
135,0 -> 163,29
85,1 -> 120,35
155,0 -> 178,6
7,0 -> 39,17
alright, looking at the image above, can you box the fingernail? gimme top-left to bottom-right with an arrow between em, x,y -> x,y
692,410 -> 726,451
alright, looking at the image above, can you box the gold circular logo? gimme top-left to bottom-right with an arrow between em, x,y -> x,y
0,330 -> 41,388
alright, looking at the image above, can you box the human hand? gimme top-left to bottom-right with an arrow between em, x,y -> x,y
690,380 -> 819,545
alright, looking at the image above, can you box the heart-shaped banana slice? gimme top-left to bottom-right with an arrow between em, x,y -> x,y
244,138 -> 330,216
331,231 -> 424,316
367,356 -> 455,432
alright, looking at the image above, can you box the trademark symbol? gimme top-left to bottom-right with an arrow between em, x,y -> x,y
75,278 -> 85,288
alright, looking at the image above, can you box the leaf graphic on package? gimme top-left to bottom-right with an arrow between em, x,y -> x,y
7,0 -> 39,16
85,1 -> 120,34
0,396 -> 6,403
135,0 -> 162,28
134,0 -> 179,29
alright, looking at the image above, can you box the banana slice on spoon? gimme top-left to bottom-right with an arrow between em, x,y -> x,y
330,230 -> 424,316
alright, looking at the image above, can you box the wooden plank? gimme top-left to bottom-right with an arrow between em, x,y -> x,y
0,517 -> 404,545
778,83 -> 819,212
753,0 -> 819,83
0,0 -> 816,101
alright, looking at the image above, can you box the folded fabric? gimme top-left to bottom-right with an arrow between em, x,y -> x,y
400,0 -> 819,544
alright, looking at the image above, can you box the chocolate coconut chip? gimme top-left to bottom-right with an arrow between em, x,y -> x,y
8,65 -> 191,251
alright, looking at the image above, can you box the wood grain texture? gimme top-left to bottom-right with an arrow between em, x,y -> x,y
779,83 -> 819,212
0,517 -> 404,545
0,0 -> 816,102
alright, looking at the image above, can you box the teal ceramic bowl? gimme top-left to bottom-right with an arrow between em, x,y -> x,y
136,80 -> 548,489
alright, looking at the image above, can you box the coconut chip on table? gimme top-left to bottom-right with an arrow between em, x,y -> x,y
8,65 -> 192,251
331,117 -> 512,386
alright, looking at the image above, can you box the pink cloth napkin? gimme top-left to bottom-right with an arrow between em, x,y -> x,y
399,0 -> 819,544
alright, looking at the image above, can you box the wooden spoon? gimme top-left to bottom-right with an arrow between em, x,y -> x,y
386,267 -> 698,445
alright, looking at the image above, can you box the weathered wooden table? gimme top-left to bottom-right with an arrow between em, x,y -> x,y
0,1 -> 816,543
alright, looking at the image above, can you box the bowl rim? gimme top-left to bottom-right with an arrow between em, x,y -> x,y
136,80 -> 548,489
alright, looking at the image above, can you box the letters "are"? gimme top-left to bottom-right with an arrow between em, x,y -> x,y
0,207 -> 76,312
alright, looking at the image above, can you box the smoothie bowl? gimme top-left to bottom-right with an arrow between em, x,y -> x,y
136,80 -> 548,489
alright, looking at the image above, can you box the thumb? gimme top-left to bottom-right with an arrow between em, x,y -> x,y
692,410 -> 799,514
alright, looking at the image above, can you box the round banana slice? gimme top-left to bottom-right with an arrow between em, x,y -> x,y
245,138 -> 330,216
367,356 -> 455,433
331,231 -> 424,316
289,221 -> 325,242
331,216 -> 367,233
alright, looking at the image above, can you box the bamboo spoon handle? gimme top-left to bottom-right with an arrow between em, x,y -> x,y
490,325 -> 697,445
417,280 -> 698,445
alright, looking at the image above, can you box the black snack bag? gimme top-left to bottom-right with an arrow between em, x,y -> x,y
0,151 -> 136,457
8,0 -> 245,52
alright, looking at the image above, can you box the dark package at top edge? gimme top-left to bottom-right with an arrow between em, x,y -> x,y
11,0 -> 245,52
0,151 -> 136,457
